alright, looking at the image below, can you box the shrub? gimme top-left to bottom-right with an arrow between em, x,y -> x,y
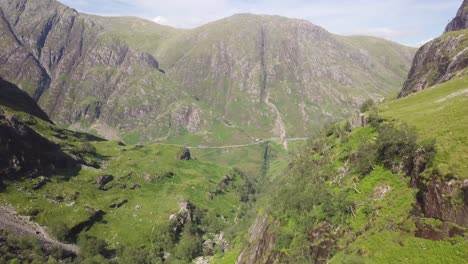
376,123 -> 418,172
48,221 -> 69,242
77,234 -> 107,259
79,141 -> 96,153
360,99 -> 375,113
353,141 -> 378,176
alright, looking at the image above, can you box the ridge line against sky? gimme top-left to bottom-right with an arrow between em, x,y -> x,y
58,0 -> 462,47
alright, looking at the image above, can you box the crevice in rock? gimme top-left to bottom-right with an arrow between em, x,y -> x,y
259,26 -> 267,102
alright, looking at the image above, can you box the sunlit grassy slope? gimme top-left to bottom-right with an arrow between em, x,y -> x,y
0,103 -> 248,254
380,75 -> 468,178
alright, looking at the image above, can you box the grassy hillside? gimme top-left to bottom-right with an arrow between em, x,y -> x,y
0,98 -> 256,263
381,75 -> 468,178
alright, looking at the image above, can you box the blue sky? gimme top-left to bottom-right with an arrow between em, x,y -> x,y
58,0 -> 462,47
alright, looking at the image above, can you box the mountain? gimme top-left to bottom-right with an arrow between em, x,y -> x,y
0,0 -> 415,145
0,0 -> 199,143
154,14 -> 415,141
0,78 -> 78,180
399,0 -> 468,97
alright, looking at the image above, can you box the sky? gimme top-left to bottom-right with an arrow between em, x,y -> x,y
58,0 -> 463,47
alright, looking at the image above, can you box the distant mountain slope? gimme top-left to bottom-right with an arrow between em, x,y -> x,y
0,0 -> 415,146
0,0 -> 207,142
154,14 -> 415,139
399,0 -> 468,97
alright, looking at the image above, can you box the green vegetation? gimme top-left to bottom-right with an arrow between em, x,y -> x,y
0,230 -> 72,263
0,102 -> 258,263
236,76 -> 468,262
380,75 -> 468,178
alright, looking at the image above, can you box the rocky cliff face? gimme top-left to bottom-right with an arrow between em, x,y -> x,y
445,0 -> 468,32
236,215 -> 278,264
399,1 -> 468,97
0,0 -> 196,141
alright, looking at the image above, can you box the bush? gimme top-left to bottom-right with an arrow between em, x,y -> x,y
360,99 -> 375,113
77,234 -> 107,259
376,123 -> 418,172
48,221 -> 69,242
173,224 -> 202,263
79,141 -> 96,153
353,141 -> 378,176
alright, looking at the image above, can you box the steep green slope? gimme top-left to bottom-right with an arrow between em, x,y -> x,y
233,76 -> 468,264
382,75 -> 468,178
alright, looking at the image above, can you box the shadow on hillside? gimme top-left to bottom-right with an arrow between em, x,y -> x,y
67,210 -> 106,243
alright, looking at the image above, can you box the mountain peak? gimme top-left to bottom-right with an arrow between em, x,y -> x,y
445,0 -> 468,32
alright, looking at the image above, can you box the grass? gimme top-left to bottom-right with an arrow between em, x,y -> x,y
0,102 -> 249,260
331,231 -> 467,264
380,75 -> 468,178
1,140 -> 244,249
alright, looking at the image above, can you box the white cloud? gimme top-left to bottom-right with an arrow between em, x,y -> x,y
416,38 -> 434,47
350,27 -> 411,40
152,16 -> 169,25
57,0 -> 462,46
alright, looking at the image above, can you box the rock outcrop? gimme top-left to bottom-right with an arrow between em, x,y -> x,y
178,147 -> 191,161
445,0 -> 468,32
399,0 -> 468,97
236,215 -> 278,264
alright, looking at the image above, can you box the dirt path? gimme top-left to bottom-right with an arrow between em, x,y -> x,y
0,206 -> 79,254
265,92 -> 288,149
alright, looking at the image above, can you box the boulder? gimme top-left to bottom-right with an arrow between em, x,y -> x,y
178,147 -> 191,160
96,175 -> 114,187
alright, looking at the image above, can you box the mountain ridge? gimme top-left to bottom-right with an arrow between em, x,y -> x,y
0,0 -> 416,145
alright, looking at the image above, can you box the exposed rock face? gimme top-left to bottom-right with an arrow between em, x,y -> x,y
96,175 -> 114,187
399,1 -> 468,97
236,215 -> 278,264
445,0 -> 468,32
170,104 -> 202,133
0,0 -> 190,141
406,141 -> 468,240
